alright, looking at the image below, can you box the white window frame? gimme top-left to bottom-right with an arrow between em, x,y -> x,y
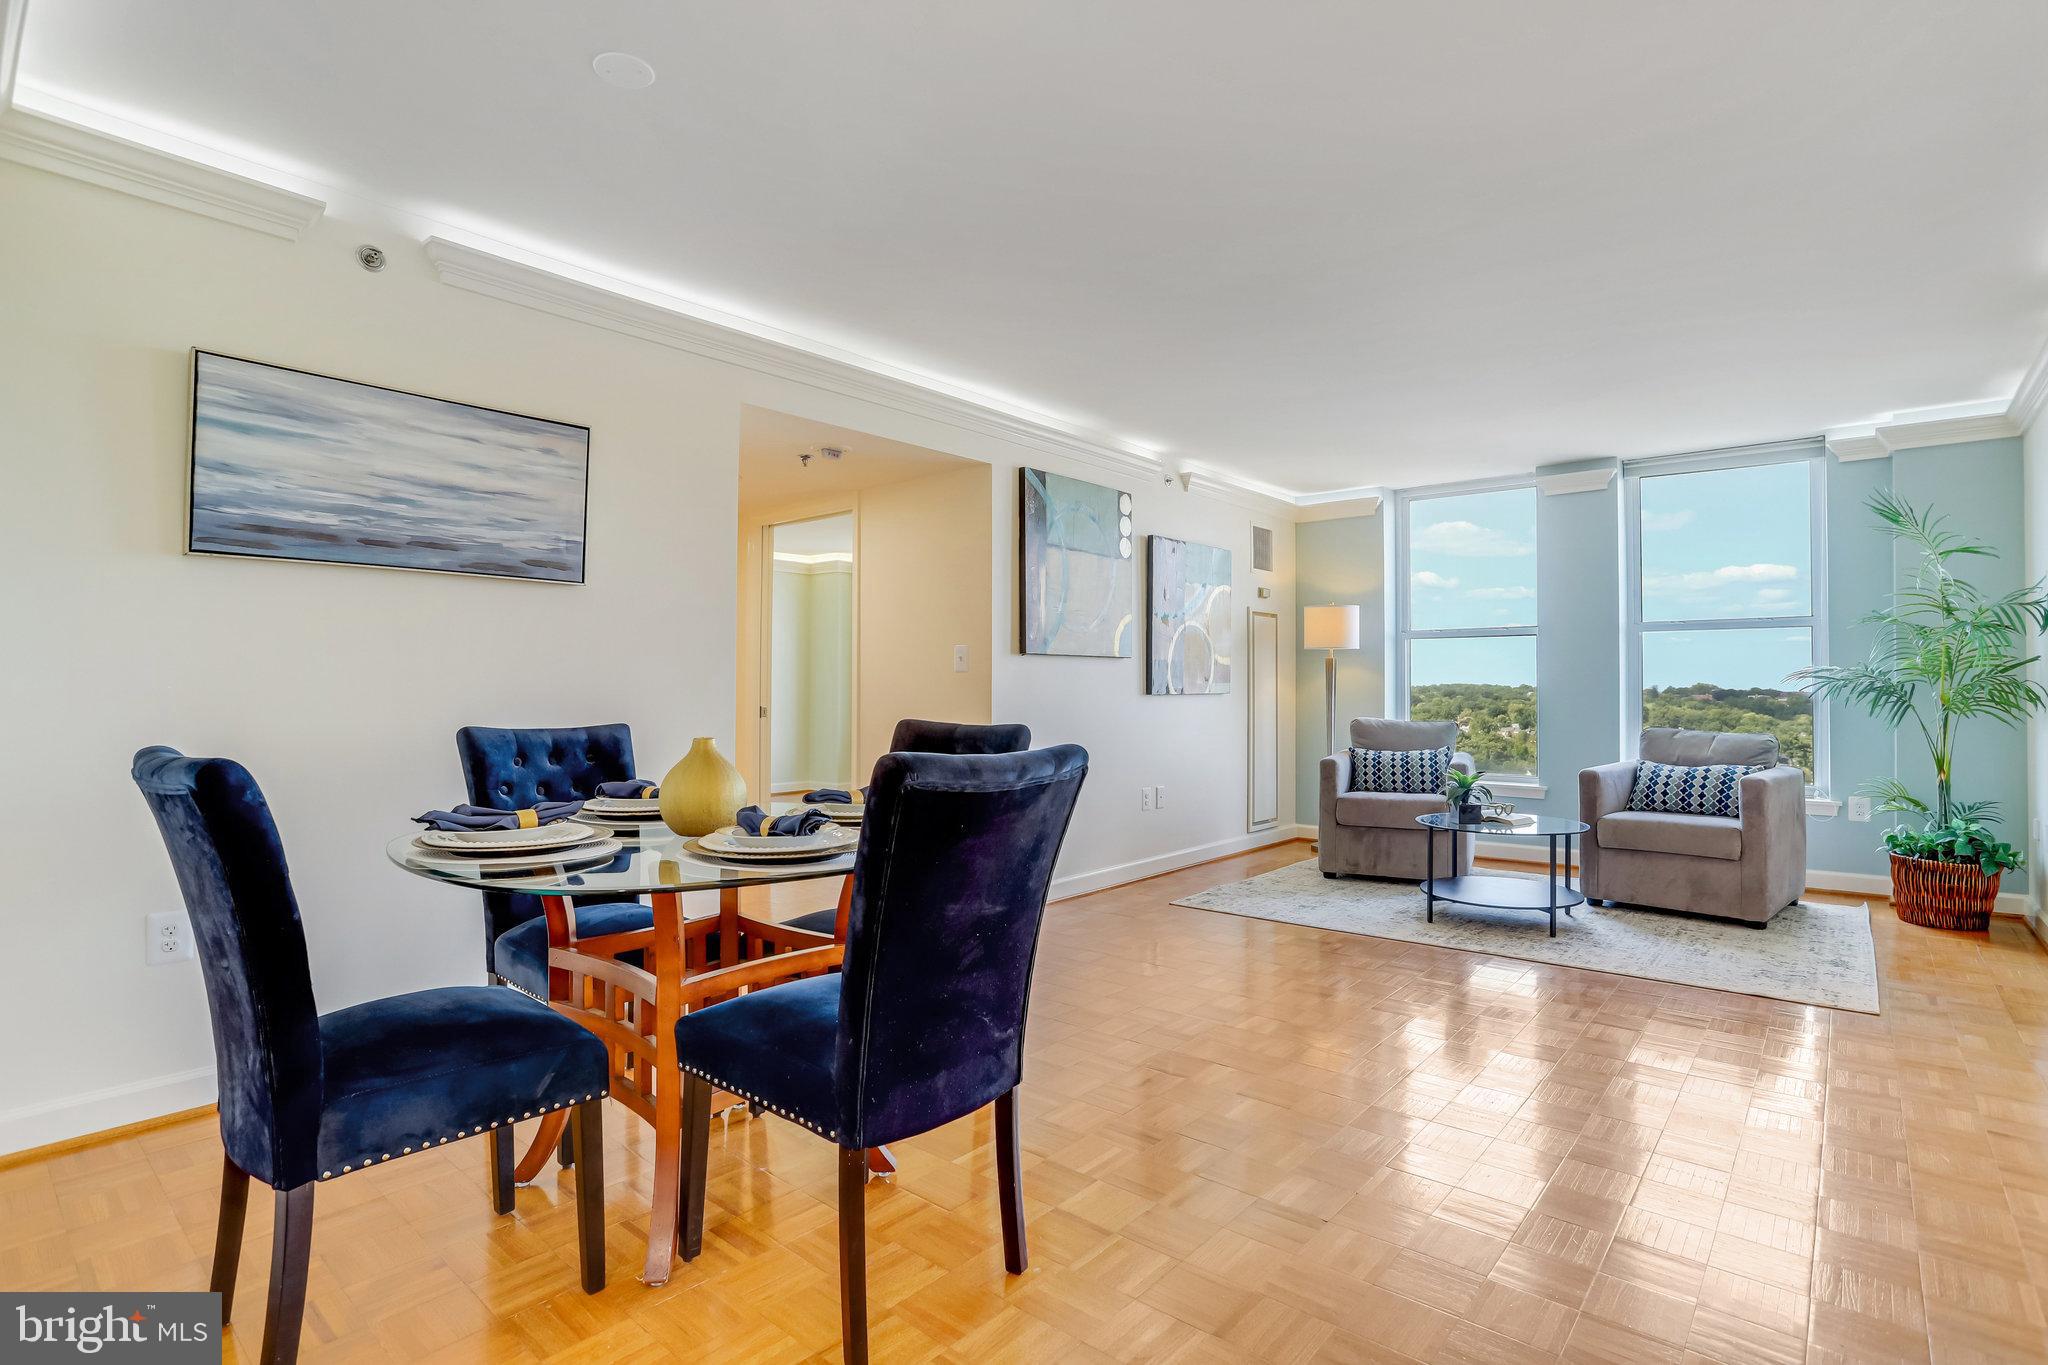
1621,440 -> 1834,808
1392,477 -> 1544,794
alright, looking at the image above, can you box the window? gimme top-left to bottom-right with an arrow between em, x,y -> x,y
1397,485 -> 1539,778
1625,453 -> 1825,787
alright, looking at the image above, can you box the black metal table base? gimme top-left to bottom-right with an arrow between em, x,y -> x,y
1425,828 -> 1585,937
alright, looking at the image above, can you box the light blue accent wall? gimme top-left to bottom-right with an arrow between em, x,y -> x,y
1807,453 -> 1897,879
1294,514 -> 1385,819
1525,465 -> 1623,821
1887,439 -> 2030,891
1293,441 -> 2032,883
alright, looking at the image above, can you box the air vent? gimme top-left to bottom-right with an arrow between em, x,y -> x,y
1251,524 -> 1273,573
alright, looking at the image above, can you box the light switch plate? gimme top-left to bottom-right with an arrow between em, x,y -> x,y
952,644 -> 969,672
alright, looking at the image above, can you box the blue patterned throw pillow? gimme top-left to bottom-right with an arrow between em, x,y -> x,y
1627,760 -> 1767,818
1350,746 -> 1453,795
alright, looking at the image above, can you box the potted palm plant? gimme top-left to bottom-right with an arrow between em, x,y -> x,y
1794,491 -> 2046,930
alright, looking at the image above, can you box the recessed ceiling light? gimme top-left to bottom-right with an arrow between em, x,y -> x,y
592,52 -> 656,90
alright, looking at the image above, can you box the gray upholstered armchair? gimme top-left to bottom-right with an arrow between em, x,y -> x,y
1580,727 -> 1806,926
1319,718 -> 1476,880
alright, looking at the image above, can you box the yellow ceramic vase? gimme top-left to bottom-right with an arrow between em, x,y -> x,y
659,737 -> 749,837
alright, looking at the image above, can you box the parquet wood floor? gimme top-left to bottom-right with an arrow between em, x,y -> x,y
6,843 -> 2047,1362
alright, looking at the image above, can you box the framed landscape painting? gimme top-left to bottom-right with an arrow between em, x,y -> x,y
187,350 -> 590,582
1147,535 -> 1232,694
1020,467 -> 1134,656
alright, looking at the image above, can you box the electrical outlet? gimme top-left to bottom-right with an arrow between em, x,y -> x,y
145,910 -> 194,966
1154,785 -> 1166,810
952,644 -> 970,672
1139,787 -> 1152,812
1847,796 -> 1872,822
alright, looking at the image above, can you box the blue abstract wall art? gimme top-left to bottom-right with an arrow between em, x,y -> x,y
1020,467 -> 1133,657
1147,535 -> 1232,695
187,351 -> 590,582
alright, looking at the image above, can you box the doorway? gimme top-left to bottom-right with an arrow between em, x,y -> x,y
765,512 -> 856,798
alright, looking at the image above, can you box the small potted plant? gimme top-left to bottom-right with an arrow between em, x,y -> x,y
1444,769 -> 1493,825
1794,491 -> 2047,930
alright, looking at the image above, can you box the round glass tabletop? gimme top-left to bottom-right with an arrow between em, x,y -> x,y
387,824 -> 854,896
1416,811 -> 1590,837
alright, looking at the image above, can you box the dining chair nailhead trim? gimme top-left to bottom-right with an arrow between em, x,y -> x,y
316,1094 -> 603,1180
678,1064 -> 836,1139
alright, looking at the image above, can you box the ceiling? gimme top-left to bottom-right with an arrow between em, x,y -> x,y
739,406 -> 969,514
19,1 -> 2048,492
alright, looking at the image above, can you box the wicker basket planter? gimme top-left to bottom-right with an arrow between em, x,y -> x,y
1888,852 -> 1999,931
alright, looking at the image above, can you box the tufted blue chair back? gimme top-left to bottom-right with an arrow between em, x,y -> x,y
456,724 -> 637,973
132,747 -> 323,1189
834,745 -> 1085,1148
887,718 -> 1032,755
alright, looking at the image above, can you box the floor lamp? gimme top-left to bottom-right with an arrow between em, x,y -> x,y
1303,604 -> 1361,757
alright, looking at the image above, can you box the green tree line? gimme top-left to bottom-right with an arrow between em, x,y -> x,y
1409,682 -> 1814,781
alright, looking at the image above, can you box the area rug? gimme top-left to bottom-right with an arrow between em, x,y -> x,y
1173,859 -> 1880,1013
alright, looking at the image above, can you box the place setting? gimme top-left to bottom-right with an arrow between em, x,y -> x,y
690,802 -> 858,864
405,800 -> 623,875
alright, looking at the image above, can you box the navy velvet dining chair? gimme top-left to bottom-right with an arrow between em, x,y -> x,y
132,747 -> 609,1365
780,718 -> 1033,939
672,743 -> 1086,1365
455,723 -> 652,996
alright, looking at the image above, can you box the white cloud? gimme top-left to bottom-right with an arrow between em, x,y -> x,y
1411,570 -> 1460,589
1753,586 -> 1796,603
1411,520 -> 1533,557
1641,509 -> 1696,533
1644,563 -> 1798,593
1466,586 -> 1535,600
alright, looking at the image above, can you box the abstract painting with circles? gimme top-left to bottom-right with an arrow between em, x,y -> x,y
1019,468 -> 1134,656
1146,536 -> 1233,694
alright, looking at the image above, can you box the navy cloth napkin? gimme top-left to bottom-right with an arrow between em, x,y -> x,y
414,801 -> 584,832
802,787 -> 853,804
734,805 -> 832,837
594,780 -> 660,799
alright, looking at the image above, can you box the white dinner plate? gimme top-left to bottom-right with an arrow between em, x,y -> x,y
813,803 -> 863,823
691,826 -> 857,862
415,821 -> 604,853
405,838 -> 624,875
583,796 -> 662,818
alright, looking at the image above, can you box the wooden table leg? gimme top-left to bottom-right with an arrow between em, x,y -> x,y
642,889 -> 687,1287
866,1146 -> 896,1179
515,894 -> 581,1182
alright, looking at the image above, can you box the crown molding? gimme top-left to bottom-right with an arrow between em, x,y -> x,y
1824,398 -> 2019,462
0,101 -> 325,240
1293,494 -> 1383,523
2010,332 -> 2048,435
1535,466 -> 1616,497
1171,465 -> 1299,519
422,236 -> 1174,490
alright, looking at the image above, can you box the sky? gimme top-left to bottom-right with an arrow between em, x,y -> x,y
1408,463 -> 1813,692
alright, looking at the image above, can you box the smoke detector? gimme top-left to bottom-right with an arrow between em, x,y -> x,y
592,52 -> 657,89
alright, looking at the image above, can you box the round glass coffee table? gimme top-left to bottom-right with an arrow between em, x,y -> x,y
1416,812 -> 1591,937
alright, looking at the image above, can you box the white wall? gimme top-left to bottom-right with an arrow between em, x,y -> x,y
0,159 -> 1301,1151
2027,420 -> 2048,938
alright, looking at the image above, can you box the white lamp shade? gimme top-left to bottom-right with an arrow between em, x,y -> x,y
1303,604 -> 1360,651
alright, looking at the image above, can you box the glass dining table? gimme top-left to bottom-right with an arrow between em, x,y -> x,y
387,821 -> 860,1287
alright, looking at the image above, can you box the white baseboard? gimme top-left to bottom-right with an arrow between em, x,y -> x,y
1052,829 -> 1307,902
0,1065 -> 216,1157
1473,839 -> 2031,917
